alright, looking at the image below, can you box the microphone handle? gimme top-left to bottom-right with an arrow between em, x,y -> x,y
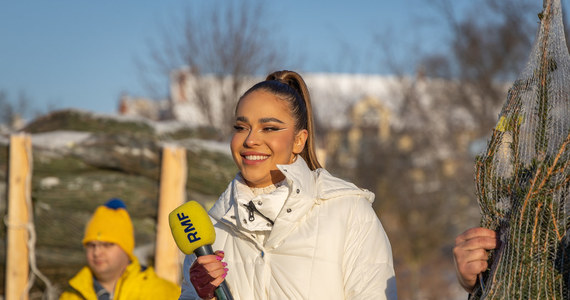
194,245 -> 234,300
215,281 -> 234,300
194,245 -> 214,257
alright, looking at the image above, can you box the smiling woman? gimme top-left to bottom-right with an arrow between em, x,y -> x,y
231,89 -> 308,188
179,70 -> 397,300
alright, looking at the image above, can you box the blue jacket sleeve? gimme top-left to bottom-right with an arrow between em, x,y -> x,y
178,254 -> 201,300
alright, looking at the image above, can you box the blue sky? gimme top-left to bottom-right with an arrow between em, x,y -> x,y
0,0 -> 554,116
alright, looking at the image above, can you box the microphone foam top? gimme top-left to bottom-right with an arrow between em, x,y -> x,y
169,201 -> 216,254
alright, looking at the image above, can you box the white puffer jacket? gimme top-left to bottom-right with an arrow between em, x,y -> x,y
179,158 -> 397,300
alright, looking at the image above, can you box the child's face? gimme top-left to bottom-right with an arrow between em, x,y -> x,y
231,90 -> 307,188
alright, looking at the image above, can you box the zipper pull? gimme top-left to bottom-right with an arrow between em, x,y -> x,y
245,201 -> 255,222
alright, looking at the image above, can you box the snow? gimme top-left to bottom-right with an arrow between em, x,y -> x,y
31,130 -> 92,150
305,73 -> 405,129
170,72 -> 409,130
153,120 -> 200,135
163,138 -> 231,156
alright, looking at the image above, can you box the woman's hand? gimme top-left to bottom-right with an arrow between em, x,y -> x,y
453,227 -> 499,293
189,251 -> 228,300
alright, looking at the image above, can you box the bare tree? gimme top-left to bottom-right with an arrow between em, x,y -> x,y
422,0 -> 540,134
0,90 -> 32,130
139,0 -> 286,135
329,1 -> 550,299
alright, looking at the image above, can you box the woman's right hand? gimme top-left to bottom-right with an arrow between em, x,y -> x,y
189,251 -> 228,300
453,227 -> 499,293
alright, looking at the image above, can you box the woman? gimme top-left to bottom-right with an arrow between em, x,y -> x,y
179,70 -> 397,300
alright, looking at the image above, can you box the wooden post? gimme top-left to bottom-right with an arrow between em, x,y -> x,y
6,134 -> 32,300
155,146 -> 187,284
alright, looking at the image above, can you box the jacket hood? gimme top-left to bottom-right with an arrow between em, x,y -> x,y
280,157 -> 375,205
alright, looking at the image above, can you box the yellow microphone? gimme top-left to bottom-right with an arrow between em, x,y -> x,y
169,201 -> 233,300
169,200 -> 215,255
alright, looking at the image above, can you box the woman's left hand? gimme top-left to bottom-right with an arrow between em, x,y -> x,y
189,250 -> 228,299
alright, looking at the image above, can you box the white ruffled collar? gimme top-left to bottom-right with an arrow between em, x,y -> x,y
249,179 -> 287,196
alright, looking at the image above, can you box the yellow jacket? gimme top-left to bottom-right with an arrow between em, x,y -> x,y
60,258 -> 180,300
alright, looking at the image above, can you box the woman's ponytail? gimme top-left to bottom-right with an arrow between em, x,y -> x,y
266,71 -> 321,170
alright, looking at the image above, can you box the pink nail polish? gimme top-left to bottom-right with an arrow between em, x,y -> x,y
216,256 -> 223,261
224,268 -> 228,272
222,262 -> 227,267
222,272 -> 227,279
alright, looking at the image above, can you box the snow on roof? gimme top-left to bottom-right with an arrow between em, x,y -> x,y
304,73 -> 405,128
171,71 -> 408,129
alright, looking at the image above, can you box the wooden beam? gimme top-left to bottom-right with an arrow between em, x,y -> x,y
155,146 -> 187,285
6,134 -> 32,300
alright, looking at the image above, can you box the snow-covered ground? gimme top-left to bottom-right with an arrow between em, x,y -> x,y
31,130 -> 92,150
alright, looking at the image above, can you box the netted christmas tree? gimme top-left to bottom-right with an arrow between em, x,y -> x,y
473,0 -> 570,298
